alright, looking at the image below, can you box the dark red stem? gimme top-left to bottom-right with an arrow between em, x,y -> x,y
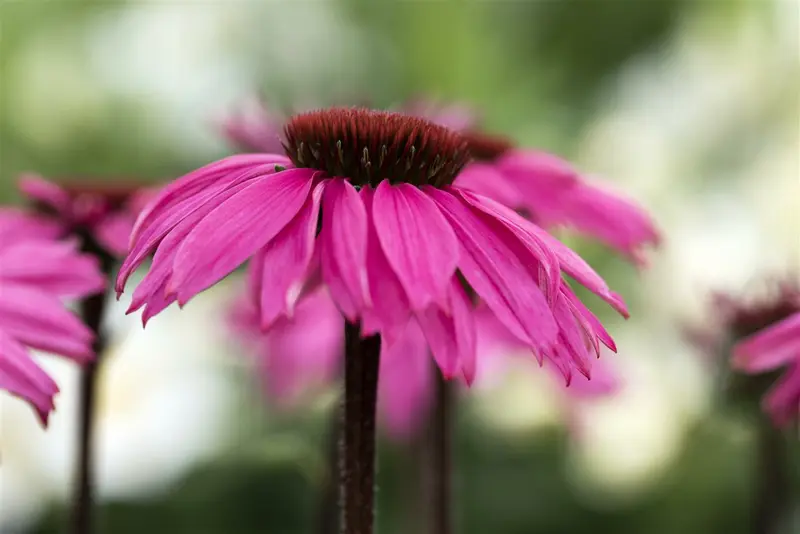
340,322 -> 381,534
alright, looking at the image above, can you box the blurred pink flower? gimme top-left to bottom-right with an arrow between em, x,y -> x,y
456,133 -> 659,265
119,108 -> 626,393
734,312 -> 800,427
19,174 -> 155,257
221,98 -> 287,154
230,288 -> 432,440
0,209 -> 105,425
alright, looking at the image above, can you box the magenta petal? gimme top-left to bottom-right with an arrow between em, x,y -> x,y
455,189 -> 561,304
360,187 -> 411,336
459,188 -> 628,316
561,287 -> 617,352
733,312 -> 800,373
256,180 -> 326,328
170,169 -> 316,306
118,156 -> 289,295
0,208 -> 63,245
18,174 -> 72,215
0,284 -> 94,362
378,321 -> 432,440
261,290 -> 343,406
373,181 -> 459,310
450,279 -> 477,385
425,187 -> 558,352
0,241 -> 105,298
763,361 -> 800,427
319,179 -> 371,321
128,179 -> 256,319
416,279 -> 477,381
454,163 -> 522,209
0,330 -> 59,426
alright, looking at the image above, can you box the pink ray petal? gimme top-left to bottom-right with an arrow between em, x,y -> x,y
118,156 -> 290,294
359,187 -> 410,337
319,179 -> 371,322
0,330 -> 59,426
255,179 -> 326,328
373,181 -> 459,311
0,284 -> 94,362
733,312 -> 800,372
425,186 -> 558,352
170,168 -> 316,306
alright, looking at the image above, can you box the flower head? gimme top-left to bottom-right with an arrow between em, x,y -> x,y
119,107 -> 628,386
0,209 -> 105,425
455,131 -> 660,264
19,174 -> 154,257
697,279 -> 800,427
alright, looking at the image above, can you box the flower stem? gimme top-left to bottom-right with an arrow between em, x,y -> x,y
752,420 -> 790,534
71,236 -> 114,534
340,322 -> 381,534
424,369 -> 453,534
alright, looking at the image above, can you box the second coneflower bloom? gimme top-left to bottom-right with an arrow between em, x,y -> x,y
455,131 -> 660,265
118,108 -> 628,381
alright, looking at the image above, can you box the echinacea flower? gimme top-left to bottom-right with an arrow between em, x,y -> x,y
454,132 -> 660,265
732,292 -> 800,427
19,174 -> 154,257
0,209 -> 105,425
696,281 -> 800,427
119,107 -> 628,387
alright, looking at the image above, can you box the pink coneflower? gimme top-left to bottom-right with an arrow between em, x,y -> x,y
0,209 -> 105,425
729,283 -> 800,427
19,174 -> 154,257
696,281 -> 800,427
119,108 -> 629,534
120,108 -> 627,379
455,131 -> 660,265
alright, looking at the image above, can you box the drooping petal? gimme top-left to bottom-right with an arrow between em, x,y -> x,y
0,284 -> 94,362
128,179 -> 257,319
0,241 -> 105,298
359,186 -> 411,337
0,330 -> 59,425
319,179 -> 371,321
377,321 -> 432,440
255,180 -> 326,328
561,287 -> 617,352
373,181 -> 459,310
551,180 -> 660,264
456,188 -> 560,304
18,174 -> 72,216
94,212 -> 136,256
425,187 -> 558,352
118,156 -> 290,294
733,312 -> 800,373
763,361 -> 800,427
169,168 -> 316,306
0,208 -> 62,246
458,188 -> 629,317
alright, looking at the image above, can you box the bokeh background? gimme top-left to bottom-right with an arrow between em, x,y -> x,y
1,0 -> 798,533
